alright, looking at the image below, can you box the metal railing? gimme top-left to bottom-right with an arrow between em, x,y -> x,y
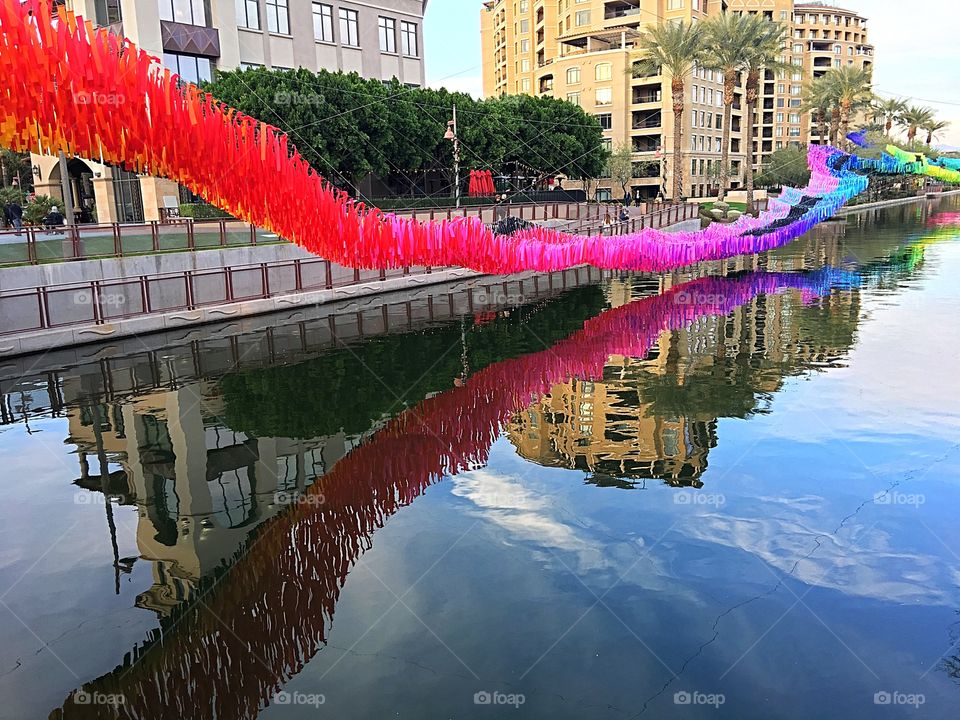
0,257 -> 436,336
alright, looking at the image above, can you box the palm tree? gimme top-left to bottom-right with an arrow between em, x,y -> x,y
899,105 -> 935,143
824,66 -> 873,148
921,119 -> 950,146
802,76 -> 837,145
633,21 -> 705,204
702,12 -> 770,202
872,96 -> 907,136
741,20 -> 790,215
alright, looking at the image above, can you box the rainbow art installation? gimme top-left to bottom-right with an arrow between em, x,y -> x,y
0,0 -> 956,274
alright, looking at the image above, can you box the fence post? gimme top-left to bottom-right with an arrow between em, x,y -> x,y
91,281 -> 103,323
294,259 -> 303,292
185,271 -> 196,309
250,223 -> 257,246
186,221 -> 195,251
150,221 -> 159,252
219,220 -> 226,247
110,225 -> 119,257
261,263 -> 270,298
27,227 -> 36,265
325,260 -> 333,289
141,276 -> 151,313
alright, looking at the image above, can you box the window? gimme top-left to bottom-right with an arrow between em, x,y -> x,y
401,21 -> 418,56
692,109 -> 698,127
567,91 -> 580,106
312,3 -> 333,42
715,137 -> 721,152
834,59 -> 841,67
691,136 -> 697,151
160,0 -> 205,26
339,8 -> 359,46
700,111 -> 706,127
788,127 -> 801,137
668,0 -> 683,8
265,0 -> 289,34
793,43 -> 803,53
790,85 -> 802,95
705,112 -> 712,128
521,59 -> 530,72
566,67 -> 581,84
520,39 -> 529,52
597,113 -> 612,130
776,126 -> 784,137
595,63 -> 612,81
575,10 -> 590,26
238,61 -> 263,70
777,98 -> 785,108
595,87 -> 612,105
789,98 -> 801,107
777,83 -> 785,94
95,0 -> 122,25
602,138 -> 612,151
521,78 -> 531,92
715,114 -> 722,129
235,0 -> 259,29
834,44 -> 842,54
378,17 -> 396,53
520,19 -> 529,32
792,72 -> 802,81
789,113 -> 800,123
163,52 -> 212,84
519,0 -> 528,10
691,158 -> 697,176
776,112 -> 784,123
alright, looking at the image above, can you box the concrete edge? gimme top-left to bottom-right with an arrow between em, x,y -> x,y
3,267 -> 482,358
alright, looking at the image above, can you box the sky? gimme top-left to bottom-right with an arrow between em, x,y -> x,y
423,0 -> 960,148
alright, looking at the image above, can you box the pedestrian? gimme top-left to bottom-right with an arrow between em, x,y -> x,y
602,209 -> 613,235
44,205 -> 65,230
6,200 -> 22,235
618,205 -> 630,223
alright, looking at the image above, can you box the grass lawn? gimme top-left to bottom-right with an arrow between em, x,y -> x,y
699,201 -> 748,212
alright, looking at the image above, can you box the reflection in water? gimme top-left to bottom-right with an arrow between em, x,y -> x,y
9,200 -> 955,719
49,270 -> 857,719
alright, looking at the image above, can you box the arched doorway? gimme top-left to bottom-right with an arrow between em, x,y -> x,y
48,158 -> 98,223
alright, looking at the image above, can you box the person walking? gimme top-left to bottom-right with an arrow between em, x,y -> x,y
44,205 -> 65,230
6,200 -> 22,235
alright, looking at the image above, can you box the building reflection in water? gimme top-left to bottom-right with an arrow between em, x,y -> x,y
47,266 -> 868,719
508,267 -> 860,488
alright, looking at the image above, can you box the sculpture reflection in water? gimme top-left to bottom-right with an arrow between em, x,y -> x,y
50,268 -> 861,719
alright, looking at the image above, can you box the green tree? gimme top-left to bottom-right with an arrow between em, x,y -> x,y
823,66 -> 873,148
607,143 -> 634,202
921,119 -> 950,146
702,12 -> 768,202
871,96 -> 907,136
899,105 -> 935,143
755,146 -> 812,188
741,20 -> 790,214
633,20 -> 705,204
802,76 -> 837,145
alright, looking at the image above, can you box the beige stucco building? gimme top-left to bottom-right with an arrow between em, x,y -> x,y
33,0 -> 428,223
480,0 -> 873,201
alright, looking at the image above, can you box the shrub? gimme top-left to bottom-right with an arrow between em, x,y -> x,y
179,202 -> 232,219
24,195 -> 58,225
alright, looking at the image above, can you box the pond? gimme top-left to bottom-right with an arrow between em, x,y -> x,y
1,196 -> 959,719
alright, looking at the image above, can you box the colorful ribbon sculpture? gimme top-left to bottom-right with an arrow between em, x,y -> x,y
0,0 -> 956,275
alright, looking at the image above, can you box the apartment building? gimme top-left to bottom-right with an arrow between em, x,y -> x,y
33,0 -> 428,223
729,0 -> 873,167
481,0 -> 873,200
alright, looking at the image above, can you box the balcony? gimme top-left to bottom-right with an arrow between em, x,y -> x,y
539,75 -> 554,94
632,111 -> 662,130
632,88 -> 662,105
604,0 -> 642,21
632,136 -> 662,153
161,20 -> 220,58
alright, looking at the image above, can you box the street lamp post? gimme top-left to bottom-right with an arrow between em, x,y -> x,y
444,104 -> 461,209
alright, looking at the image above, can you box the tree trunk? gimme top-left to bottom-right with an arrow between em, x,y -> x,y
817,109 -> 827,145
908,126 -> 917,143
717,70 -> 735,203
744,71 -> 758,215
672,76 -> 684,205
839,99 -> 851,150
926,130 -> 933,145
829,107 -> 840,146
885,117 -> 893,135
